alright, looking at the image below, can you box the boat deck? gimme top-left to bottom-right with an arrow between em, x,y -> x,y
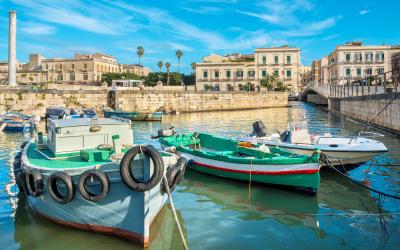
25,142 -> 112,169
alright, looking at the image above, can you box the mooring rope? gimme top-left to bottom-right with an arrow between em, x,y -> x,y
163,174 -> 188,250
320,153 -> 400,200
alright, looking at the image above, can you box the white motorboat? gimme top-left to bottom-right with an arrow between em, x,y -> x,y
237,121 -> 388,169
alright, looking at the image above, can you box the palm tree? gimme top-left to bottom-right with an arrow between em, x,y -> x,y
157,60 -> 163,72
165,62 -> 171,85
191,62 -> 196,75
136,46 -> 144,65
175,49 -> 183,73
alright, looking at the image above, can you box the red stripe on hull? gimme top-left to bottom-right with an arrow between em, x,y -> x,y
29,203 -> 149,247
193,161 -> 319,175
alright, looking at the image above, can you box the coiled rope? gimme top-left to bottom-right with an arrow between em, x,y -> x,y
320,153 -> 400,200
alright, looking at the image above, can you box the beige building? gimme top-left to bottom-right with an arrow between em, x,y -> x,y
326,42 -> 400,85
0,53 -> 151,85
196,45 -> 301,94
299,65 -> 311,90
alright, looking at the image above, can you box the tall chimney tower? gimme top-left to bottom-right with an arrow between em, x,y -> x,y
8,11 -> 17,86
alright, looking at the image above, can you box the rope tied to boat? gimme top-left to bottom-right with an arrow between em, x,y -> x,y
319,153 -> 400,200
162,172 -> 189,250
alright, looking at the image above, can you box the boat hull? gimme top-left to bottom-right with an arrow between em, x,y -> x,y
104,111 -> 163,121
181,152 -> 320,190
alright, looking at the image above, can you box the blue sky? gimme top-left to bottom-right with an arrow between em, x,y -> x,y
0,0 -> 399,73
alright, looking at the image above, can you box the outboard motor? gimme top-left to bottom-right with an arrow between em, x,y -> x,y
280,130 -> 291,142
151,127 -> 175,139
252,121 -> 267,137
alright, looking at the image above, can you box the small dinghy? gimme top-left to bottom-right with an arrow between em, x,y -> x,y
13,117 -> 187,246
159,132 -> 321,194
0,112 -> 33,132
237,121 -> 388,169
104,108 -> 163,122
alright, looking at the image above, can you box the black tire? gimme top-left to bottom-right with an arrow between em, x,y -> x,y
161,157 -> 188,193
13,152 -> 22,171
48,171 -> 75,204
120,145 -> 164,192
78,170 -> 110,202
25,168 -> 44,197
253,121 -> 267,137
20,140 -> 29,150
16,171 -> 28,195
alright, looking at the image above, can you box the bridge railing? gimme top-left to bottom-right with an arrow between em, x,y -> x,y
329,68 -> 400,98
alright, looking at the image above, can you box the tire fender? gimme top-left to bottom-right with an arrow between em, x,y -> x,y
25,168 -> 44,197
78,169 -> 110,202
48,171 -> 75,204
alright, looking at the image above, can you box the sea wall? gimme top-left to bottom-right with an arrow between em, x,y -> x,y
113,91 -> 288,113
329,93 -> 400,135
0,87 -> 288,116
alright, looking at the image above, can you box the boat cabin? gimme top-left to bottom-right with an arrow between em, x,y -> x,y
46,117 -> 133,157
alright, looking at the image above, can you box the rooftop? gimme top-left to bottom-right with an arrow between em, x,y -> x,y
50,118 -> 130,128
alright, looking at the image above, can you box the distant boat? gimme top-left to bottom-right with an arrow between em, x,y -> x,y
45,107 -> 97,120
104,109 -> 163,122
159,132 -> 321,194
0,112 -> 32,132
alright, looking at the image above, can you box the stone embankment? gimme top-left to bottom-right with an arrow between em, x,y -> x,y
0,87 -> 288,116
329,93 -> 400,135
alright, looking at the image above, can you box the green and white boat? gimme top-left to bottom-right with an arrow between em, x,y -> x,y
159,133 -> 321,193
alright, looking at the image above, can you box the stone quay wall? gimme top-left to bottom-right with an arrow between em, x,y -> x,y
113,91 -> 288,113
0,87 -> 288,116
329,93 -> 400,135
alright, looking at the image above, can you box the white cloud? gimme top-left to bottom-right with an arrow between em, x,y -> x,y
20,22 -> 56,35
182,6 -> 223,14
359,10 -> 371,15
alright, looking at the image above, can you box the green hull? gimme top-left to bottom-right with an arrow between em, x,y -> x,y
189,163 -> 320,190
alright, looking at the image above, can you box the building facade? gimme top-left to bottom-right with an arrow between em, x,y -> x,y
195,46 -> 301,94
0,53 -> 151,85
326,42 -> 400,85
299,65 -> 311,90
392,52 -> 400,84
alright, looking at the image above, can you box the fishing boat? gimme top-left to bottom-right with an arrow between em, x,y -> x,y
237,121 -> 388,169
104,109 -> 163,122
45,107 -> 97,120
13,117 -> 187,246
159,132 -> 321,193
0,112 -> 32,132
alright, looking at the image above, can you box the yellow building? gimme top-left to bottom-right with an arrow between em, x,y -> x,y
0,53 -> 151,85
195,45 -> 301,94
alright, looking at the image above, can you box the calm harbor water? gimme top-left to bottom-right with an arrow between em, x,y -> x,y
1,102 -> 399,250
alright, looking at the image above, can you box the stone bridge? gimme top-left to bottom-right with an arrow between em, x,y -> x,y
299,82 -> 329,105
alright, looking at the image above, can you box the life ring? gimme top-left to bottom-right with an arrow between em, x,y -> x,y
48,171 -> 75,204
120,145 -> 164,192
25,168 -> 44,197
16,171 -> 28,195
161,157 -> 188,193
78,169 -> 110,202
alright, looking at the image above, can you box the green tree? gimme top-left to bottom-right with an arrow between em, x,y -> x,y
157,60 -> 163,72
175,49 -> 183,73
137,46 -> 144,65
191,62 -> 196,75
165,62 -> 171,85
101,72 -> 143,85
260,73 -> 289,92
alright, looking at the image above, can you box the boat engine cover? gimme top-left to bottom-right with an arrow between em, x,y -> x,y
252,121 -> 267,137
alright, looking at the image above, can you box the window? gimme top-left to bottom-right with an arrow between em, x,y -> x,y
365,52 -> 373,62
70,74 -> 75,81
354,53 -> 362,62
226,70 -> 231,78
203,71 -> 208,78
375,52 -> 384,62
83,74 -> 88,80
345,68 -> 351,77
248,71 -> 255,78
57,75 -> 63,81
377,67 -> 384,75
262,70 -> 267,78
366,67 -> 372,76
59,64 -> 62,70
72,64 -> 75,70
236,70 -> 243,78
274,55 -> 279,64
214,71 -> 219,78
345,53 -> 351,62
286,55 -> 291,64
84,64 -> 87,69
273,69 -> 279,76
286,69 -> 292,78
45,64 -> 48,70
356,68 -> 362,77
262,56 -> 266,64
